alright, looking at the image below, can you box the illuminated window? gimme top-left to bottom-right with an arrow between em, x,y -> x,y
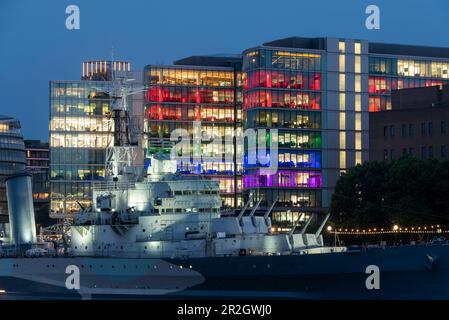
355,42 -> 361,55
339,74 -> 345,91
355,151 -> 362,165
339,151 -> 346,169
339,132 -> 346,149
355,56 -> 361,74
355,94 -> 361,112
339,112 -> 346,130
339,93 -> 346,111
355,75 -> 361,93
355,113 -> 362,131
339,55 -> 345,72
355,132 -> 362,150
339,41 -> 345,53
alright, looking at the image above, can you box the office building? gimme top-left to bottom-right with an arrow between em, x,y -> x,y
0,116 -> 26,223
370,85 -> 449,161
24,140 -> 50,223
242,37 -> 369,226
144,55 -> 243,210
49,60 -> 140,218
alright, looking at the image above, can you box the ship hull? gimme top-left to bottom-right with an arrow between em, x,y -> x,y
0,244 -> 448,300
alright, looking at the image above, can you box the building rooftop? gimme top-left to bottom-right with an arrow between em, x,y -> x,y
0,115 -> 14,121
390,85 -> 449,111
173,54 -> 242,68
369,42 -> 449,59
262,37 -> 326,50
261,36 -> 449,59
24,140 -> 49,149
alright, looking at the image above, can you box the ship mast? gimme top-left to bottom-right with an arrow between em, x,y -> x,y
103,58 -> 146,182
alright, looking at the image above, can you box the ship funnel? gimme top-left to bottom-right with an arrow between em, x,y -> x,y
5,172 -> 37,247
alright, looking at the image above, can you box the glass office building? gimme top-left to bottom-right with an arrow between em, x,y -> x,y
49,81 -> 114,217
0,116 -> 26,223
242,37 -> 370,227
144,56 -> 243,210
25,140 -> 50,224
242,48 -> 323,226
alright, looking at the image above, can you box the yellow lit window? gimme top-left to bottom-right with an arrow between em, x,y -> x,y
339,74 -> 346,91
339,55 -> 345,72
355,56 -> 361,74
339,132 -> 346,149
355,151 -> 362,165
339,151 -> 346,169
339,112 -> 346,130
355,94 -> 361,112
355,132 -> 362,150
339,41 -> 345,53
355,75 -> 361,92
355,113 -> 362,131
339,93 -> 346,111
355,42 -> 361,55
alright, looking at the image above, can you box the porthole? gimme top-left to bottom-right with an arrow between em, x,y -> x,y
142,229 -> 146,233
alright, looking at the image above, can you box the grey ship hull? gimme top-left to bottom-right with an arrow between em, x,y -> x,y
0,244 -> 448,300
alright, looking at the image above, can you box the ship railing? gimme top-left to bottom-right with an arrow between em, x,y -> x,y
93,181 -> 137,191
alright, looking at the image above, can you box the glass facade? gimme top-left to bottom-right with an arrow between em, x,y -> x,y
25,140 -> 50,222
242,48 -> 322,226
144,66 -> 243,209
49,81 -> 114,216
0,116 -> 26,223
369,56 -> 449,111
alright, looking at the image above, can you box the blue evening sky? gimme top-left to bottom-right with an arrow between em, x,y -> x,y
0,0 -> 448,140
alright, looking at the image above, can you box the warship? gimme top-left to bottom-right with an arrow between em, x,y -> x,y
0,78 -> 448,300
0,153 -> 448,300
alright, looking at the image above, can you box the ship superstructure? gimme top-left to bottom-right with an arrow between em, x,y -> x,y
71,154 -> 329,259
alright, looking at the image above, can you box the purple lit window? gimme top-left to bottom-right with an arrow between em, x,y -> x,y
243,170 -> 322,189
